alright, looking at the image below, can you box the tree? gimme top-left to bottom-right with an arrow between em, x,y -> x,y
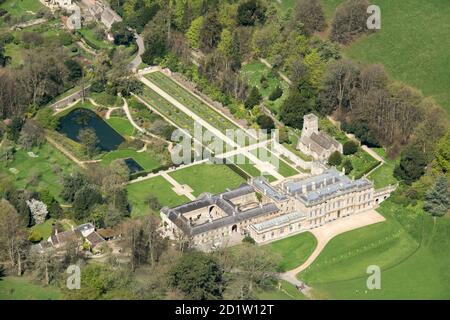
29,247 -> 60,285
18,119 -> 44,151
147,194 -> 162,212
142,11 -> 169,65
64,59 -> 83,81
63,264 -> 135,299
186,16 -> 204,49
244,86 -> 262,109
223,244 -> 279,299
256,114 -> 275,131
328,151 -> 343,166
108,48 -> 143,96
0,199 -> 27,276
0,44 -> 10,67
343,159 -> 353,175
78,128 -> 100,158
424,176 -> 449,217
330,0 -> 370,44
268,86 -> 283,101
72,185 -> 103,221
343,140 -> 358,155
169,251 -> 224,300
101,160 -> 130,212
61,172 -> 88,203
217,29 -> 233,59
236,0 -> 266,26
280,84 -> 316,129
394,144 -> 427,184
7,117 -> 24,143
26,199 -> 48,225
199,11 -> 222,52
111,21 -> 134,46
39,189 -> 62,219
434,130 -> 450,175
35,108 -> 58,130
294,0 -> 326,35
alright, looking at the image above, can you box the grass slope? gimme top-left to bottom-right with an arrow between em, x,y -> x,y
341,0 -> 450,115
126,176 -> 190,217
105,117 -> 135,137
266,231 -> 318,272
0,143 -> 77,202
102,149 -> 160,172
299,199 -> 450,299
0,277 -> 60,300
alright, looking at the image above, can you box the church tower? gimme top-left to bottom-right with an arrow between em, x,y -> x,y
302,113 -> 319,138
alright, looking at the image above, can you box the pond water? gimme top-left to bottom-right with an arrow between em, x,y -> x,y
124,158 -> 144,174
58,108 -> 125,151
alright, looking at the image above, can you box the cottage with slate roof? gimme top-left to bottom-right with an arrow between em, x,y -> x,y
297,113 -> 343,162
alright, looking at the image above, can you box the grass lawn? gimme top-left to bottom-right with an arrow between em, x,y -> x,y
78,26 -> 113,50
0,143 -> 77,202
303,200 -> 450,299
241,60 -> 289,114
299,213 -> 418,285
256,280 -> 307,300
126,176 -> 190,217
0,276 -> 61,300
340,148 -> 380,179
3,42 -> 23,67
30,218 -> 55,240
266,232 -> 317,272
226,154 -> 276,182
339,0 -> 450,116
251,147 -> 299,178
0,0 -> 44,17
168,163 -> 246,197
102,149 -> 160,172
106,117 -> 135,137
368,148 -> 399,189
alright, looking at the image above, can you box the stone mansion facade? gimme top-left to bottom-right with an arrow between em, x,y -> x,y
160,168 -> 393,250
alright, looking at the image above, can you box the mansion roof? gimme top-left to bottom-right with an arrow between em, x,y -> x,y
282,168 -> 373,205
161,184 -> 279,236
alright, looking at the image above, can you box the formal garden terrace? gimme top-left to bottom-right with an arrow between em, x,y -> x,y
142,71 -> 257,147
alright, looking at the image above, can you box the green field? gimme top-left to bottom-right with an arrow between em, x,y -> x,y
368,148 -> 399,189
256,279 -> 306,300
0,0 -> 44,18
337,0 -> 450,116
126,176 -> 190,217
0,143 -> 77,202
168,163 -> 246,197
266,232 -> 317,272
298,199 -> 450,299
102,149 -> 160,172
105,117 -> 135,137
0,277 -> 61,300
241,60 -> 289,114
